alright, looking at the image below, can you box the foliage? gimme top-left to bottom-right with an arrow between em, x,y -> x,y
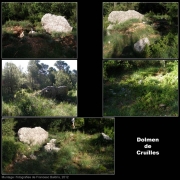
103,2 -> 178,58
2,118 -> 114,174
112,18 -> 140,31
54,70 -> 73,90
2,3 -> 77,58
2,90 -> 77,116
2,137 -> 18,168
147,33 -> 178,58
2,62 -> 22,98
2,60 -> 77,109
2,119 -> 17,137
2,2 -> 77,26
103,60 -> 133,79
48,119 -> 72,133
103,2 -> 139,16
104,60 -> 178,116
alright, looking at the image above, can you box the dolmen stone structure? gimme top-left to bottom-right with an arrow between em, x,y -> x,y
40,86 -> 68,100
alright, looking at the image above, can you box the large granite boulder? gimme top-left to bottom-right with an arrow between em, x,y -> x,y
108,10 -> 144,24
41,86 -> 68,100
134,37 -> 150,52
18,127 -> 48,146
107,10 -> 144,35
41,13 -> 73,34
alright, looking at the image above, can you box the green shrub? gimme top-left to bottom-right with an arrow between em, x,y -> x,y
2,119 -> 17,137
49,119 -> 71,133
112,18 -> 140,31
2,138 -> 18,168
3,20 -> 32,29
3,20 -> 20,27
149,33 -> 178,58
13,160 -> 52,174
2,101 -> 21,116
103,126 -> 114,140
14,89 -> 48,116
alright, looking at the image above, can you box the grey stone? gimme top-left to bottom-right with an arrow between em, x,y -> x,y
18,127 -> 48,146
107,10 -> 144,35
30,154 -> 37,160
108,10 -> 144,24
41,13 -> 73,34
101,133 -> 112,140
44,139 -> 60,152
134,37 -> 150,52
41,86 -> 68,100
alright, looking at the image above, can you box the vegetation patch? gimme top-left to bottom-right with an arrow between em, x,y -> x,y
2,2 -> 77,58
103,60 -> 178,116
2,118 -> 114,174
103,2 -> 178,58
2,60 -> 77,116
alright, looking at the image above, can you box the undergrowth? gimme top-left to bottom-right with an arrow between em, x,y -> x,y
104,60 -> 178,116
2,89 -> 77,116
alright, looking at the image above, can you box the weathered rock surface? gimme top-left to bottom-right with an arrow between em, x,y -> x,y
44,139 -> 60,152
18,127 -> 48,146
107,10 -> 144,35
30,154 -> 37,160
134,37 -> 150,52
41,86 -> 68,100
101,133 -> 112,140
108,10 -> 144,24
41,13 -> 73,34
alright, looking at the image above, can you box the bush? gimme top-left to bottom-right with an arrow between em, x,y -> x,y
148,33 -> 178,58
14,89 -> 48,116
2,118 -> 17,136
49,119 -> 71,133
2,138 -> 18,168
103,126 -> 114,140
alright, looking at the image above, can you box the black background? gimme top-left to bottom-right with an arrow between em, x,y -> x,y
1,0 -> 179,178
78,1 -> 102,117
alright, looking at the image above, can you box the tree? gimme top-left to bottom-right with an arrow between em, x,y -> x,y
2,62 -> 22,98
27,60 -> 52,89
48,67 -> 57,86
69,69 -> 77,89
54,60 -> 70,73
160,2 -> 178,24
27,60 -> 40,90
54,70 -> 72,90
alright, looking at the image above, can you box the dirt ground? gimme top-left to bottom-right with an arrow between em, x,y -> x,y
2,26 -> 77,58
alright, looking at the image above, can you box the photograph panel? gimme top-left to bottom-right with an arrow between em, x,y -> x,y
2,60 -> 77,117
2,2 -> 77,58
103,59 -> 178,116
2,117 -> 115,174
103,2 -> 178,58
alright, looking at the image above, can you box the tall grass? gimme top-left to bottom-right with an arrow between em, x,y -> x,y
103,14 -> 178,58
2,90 -> 77,116
104,60 -> 178,116
2,130 -> 114,174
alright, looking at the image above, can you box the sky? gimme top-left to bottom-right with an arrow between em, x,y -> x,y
2,60 -> 77,73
